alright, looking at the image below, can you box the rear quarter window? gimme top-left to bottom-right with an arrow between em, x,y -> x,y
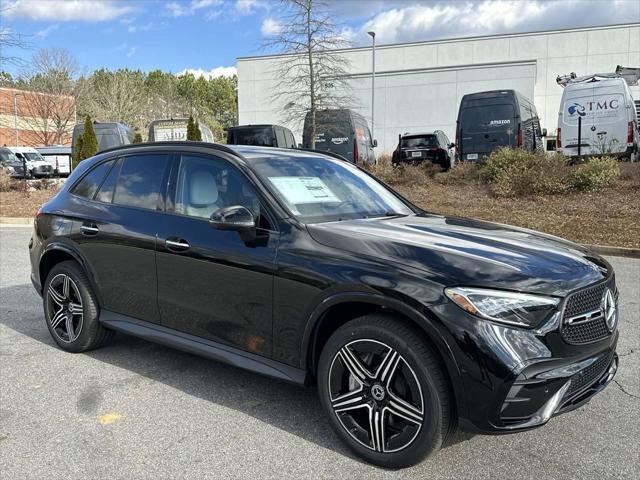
71,160 -> 115,200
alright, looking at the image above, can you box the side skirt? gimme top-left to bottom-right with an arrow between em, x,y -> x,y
99,310 -> 308,385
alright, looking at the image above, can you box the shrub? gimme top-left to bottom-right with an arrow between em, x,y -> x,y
435,162 -> 483,186
483,148 -> 570,197
0,169 -> 11,192
366,155 -> 438,187
567,156 -> 620,192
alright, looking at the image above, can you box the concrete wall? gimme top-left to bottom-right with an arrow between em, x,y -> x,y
237,23 -> 640,154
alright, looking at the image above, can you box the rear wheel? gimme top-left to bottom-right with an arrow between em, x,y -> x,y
43,260 -> 114,353
317,314 -> 451,468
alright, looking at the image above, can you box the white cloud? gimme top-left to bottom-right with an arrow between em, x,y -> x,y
261,18 -> 283,36
36,24 -> 60,39
236,0 -> 266,15
352,0 -> 640,45
178,66 -> 238,79
126,46 -> 138,58
3,0 -> 133,22
165,0 -> 223,17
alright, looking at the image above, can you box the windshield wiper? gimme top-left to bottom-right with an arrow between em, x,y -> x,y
364,212 -> 409,219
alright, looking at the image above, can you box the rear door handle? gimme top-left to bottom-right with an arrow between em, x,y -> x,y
165,238 -> 190,251
80,222 -> 99,236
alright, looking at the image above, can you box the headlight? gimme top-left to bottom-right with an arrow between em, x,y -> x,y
444,287 -> 559,328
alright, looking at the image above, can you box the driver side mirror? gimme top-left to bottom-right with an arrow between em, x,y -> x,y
210,205 -> 256,242
372,139 -> 378,148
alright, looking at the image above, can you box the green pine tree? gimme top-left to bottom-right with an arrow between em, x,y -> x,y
80,115 -> 99,161
194,120 -> 202,141
186,115 -> 196,141
73,134 -> 84,169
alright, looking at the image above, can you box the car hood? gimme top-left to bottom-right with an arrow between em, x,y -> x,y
306,214 -> 608,296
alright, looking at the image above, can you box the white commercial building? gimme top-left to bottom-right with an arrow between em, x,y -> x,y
237,23 -> 640,153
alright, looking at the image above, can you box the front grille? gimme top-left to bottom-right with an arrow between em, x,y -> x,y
560,277 -> 615,345
564,353 -> 612,399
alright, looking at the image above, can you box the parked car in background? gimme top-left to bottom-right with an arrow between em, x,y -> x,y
227,124 -> 297,149
557,76 -> 638,160
30,142 -> 619,468
148,118 -> 215,143
392,130 -> 455,170
0,147 -> 27,178
303,109 -> 377,165
72,122 -> 135,157
36,146 -> 72,176
456,90 -> 546,163
7,147 -> 53,177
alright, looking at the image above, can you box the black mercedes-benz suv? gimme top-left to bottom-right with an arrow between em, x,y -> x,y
29,142 -> 619,468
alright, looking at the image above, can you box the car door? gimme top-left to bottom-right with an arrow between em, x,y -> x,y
69,153 -> 170,323
155,151 -> 279,357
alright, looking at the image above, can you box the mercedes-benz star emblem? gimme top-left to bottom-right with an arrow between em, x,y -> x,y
601,288 -> 617,331
371,384 -> 385,401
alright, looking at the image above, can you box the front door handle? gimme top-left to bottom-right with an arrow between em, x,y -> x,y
80,222 -> 99,236
165,238 -> 190,251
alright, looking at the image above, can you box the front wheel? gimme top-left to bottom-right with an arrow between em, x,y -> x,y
317,314 -> 451,468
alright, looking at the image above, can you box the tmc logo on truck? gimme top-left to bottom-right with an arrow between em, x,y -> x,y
567,99 -> 620,117
567,103 -> 586,117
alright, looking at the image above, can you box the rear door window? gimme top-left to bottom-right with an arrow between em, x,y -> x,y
230,127 -> 275,147
113,155 -> 168,210
95,158 -> 122,203
401,135 -> 438,148
460,104 -> 516,133
71,160 -> 115,199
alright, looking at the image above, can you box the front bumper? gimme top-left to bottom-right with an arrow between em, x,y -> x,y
432,301 -> 619,435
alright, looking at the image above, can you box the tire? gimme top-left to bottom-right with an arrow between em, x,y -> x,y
317,314 -> 451,468
43,260 -> 114,353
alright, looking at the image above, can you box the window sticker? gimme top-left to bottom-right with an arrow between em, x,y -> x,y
269,176 -> 340,204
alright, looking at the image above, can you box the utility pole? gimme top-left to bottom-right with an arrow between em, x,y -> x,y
367,31 -> 376,134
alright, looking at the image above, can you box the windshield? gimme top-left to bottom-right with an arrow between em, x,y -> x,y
230,127 -> 275,147
251,154 -> 413,223
24,152 -> 44,162
401,135 -> 437,149
460,104 -> 515,133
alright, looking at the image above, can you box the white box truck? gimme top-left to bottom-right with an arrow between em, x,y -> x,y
557,73 -> 638,160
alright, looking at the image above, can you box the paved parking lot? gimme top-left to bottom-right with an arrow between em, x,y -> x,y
0,225 -> 638,479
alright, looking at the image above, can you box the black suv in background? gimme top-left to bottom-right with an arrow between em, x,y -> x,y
392,130 -> 454,169
30,142 -> 618,468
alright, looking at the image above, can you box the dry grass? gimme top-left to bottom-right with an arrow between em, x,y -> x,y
0,189 -> 57,218
1,164 -> 639,248
392,162 -> 640,248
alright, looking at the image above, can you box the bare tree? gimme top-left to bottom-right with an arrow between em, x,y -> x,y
18,48 -> 82,145
0,4 -> 30,68
262,0 -> 355,147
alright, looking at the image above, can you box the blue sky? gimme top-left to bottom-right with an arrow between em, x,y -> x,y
2,0 -> 638,79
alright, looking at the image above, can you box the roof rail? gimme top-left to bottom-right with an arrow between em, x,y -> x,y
95,141 -> 242,158
556,65 -> 639,87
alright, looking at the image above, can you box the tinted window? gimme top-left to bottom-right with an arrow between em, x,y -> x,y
230,127 -> 275,147
95,158 -> 122,203
175,155 -> 261,221
275,128 -> 286,147
0,149 -> 18,163
460,104 -> 516,133
71,160 -> 115,199
401,135 -> 437,149
113,155 -> 167,210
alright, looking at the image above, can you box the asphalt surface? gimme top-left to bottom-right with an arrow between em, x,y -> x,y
0,225 -> 638,479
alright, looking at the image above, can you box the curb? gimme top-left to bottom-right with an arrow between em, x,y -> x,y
0,217 -> 638,258
583,244 -> 640,259
0,217 -> 32,225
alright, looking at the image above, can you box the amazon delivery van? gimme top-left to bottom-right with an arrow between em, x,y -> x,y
557,77 -> 638,159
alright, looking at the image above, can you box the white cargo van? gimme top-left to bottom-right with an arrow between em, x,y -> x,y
557,77 -> 638,160
7,146 -> 54,178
